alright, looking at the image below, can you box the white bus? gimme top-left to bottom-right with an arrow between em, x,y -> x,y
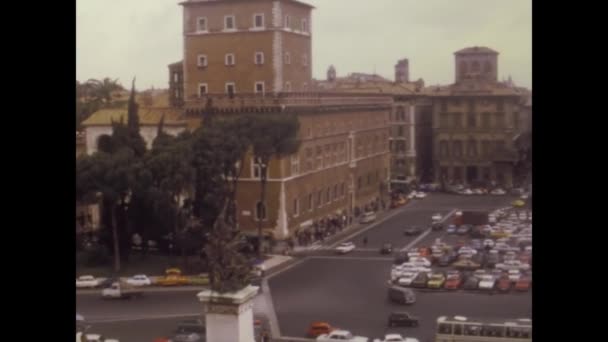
435,316 -> 531,342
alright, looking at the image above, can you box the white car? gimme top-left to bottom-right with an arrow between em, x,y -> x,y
360,211 -> 377,224
458,247 -> 478,255
81,333 -> 120,342
432,213 -> 443,221
491,188 -> 507,195
374,334 -> 419,342
478,275 -> 496,290
507,269 -> 522,282
126,274 -> 151,287
460,188 -> 474,195
483,239 -> 495,248
409,257 -> 431,268
397,272 -> 418,286
76,275 -> 100,289
317,329 -> 368,342
496,260 -> 530,272
414,192 -> 427,199
336,242 -> 356,254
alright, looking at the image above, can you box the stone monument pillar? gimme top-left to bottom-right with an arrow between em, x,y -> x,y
197,285 -> 260,342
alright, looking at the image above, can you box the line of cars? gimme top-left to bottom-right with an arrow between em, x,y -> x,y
76,268 -> 210,290
308,320 -> 420,342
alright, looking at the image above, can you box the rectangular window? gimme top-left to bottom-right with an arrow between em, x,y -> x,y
252,157 -> 266,179
315,146 -> 323,169
367,173 -> 371,185
291,154 -> 299,174
225,82 -> 236,96
454,113 -> 463,128
254,81 -> 265,94
255,202 -> 266,221
225,53 -> 235,66
198,83 -> 208,97
324,144 -> 331,167
197,17 -> 207,32
305,148 -> 313,171
341,182 -> 345,197
308,193 -> 313,212
497,99 -> 505,111
293,198 -> 299,217
331,143 -> 337,164
255,52 -> 264,65
224,15 -> 235,30
197,55 -> 207,67
357,176 -> 362,190
333,184 -> 338,201
317,190 -> 323,207
285,52 -> 291,65
495,112 -> 505,128
326,187 -> 331,203
253,13 -> 264,28
284,15 -> 291,29
482,112 -> 491,128
467,112 -> 476,128
301,19 -> 308,32
440,113 -> 449,127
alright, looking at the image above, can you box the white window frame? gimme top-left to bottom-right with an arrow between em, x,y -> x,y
225,53 -> 235,66
301,18 -> 308,33
254,51 -> 265,65
251,157 -> 266,179
225,82 -> 236,95
284,15 -> 291,29
284,81 -> 291,91
291,154 -> 299,174
196,17 -> 208,33
302,54 -> 308,66
252,13 -> 265,29
197,54 -> 208,67
198,83 -> 208,97
293,198 -> 299,217
254,81 -> 265,94
284,52 -> 291,65
254,201 -> 267,221
224,15 -> 236,31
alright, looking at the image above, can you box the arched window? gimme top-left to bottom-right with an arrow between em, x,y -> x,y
255,201 -> 266,221
471,61 -> 480,72
460,61 -> 468,77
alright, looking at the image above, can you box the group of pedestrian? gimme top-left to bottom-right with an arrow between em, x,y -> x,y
294,213 -> 350,247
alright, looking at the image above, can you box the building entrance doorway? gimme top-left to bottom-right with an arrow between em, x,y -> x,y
466,166 -> 478,184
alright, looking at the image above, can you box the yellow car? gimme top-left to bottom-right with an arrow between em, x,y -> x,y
512,200 -> 525,208
155,268 -> 189,286
187,273 -> 210,286
427,273 -> 446,288
490,230 -> 511,239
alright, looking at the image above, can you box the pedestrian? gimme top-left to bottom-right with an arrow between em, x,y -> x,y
362,236 -> 368,246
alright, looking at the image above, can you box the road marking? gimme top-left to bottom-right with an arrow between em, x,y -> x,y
398,208 -> 458,252
328,208 -> 408,248
87,313 -> 200,323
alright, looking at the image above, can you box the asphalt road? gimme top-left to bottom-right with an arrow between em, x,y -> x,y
269,257 -> 531,342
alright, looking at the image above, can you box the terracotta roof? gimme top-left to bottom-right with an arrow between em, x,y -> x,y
424,80 -> 522,97
454,46 -> 499,55
180,0 -> 314,9
82,107 -> 186,127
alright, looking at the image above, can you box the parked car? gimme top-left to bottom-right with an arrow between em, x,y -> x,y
360,211 -> 377,224
336,242 -> 356,254
437,253 -> 456,267
81,334 -> 120,342
393,252 -> 409,265
478,275 -> 496,290
497,277 -> 512,292
396,272 -> 418,287
387,312 -> 419,327
463,276 -> 480,290
515,277 -> 532,291
411,272 -> 428,288
380,243 -> 394,255
456,225 -> 471,235
409,257 -> 431,268
414,192 -> 427,199
496,260 -> 530,272
101,281 -> 144,300
431,222 -> 444,231
431,213 -> 443,221
483,239 -> 495,248
427,273 -> 446,289
374,334 -> 419,342
316,329 -> 368,342
173,319 -> 205,342
404,226 -> 424,236
460,188 -> 474,195
388,285 -> 416,304
446,225 -> 457,234
126,274 -> 151,287
491,188 -> 507,195
457,247 -> 477,255
486,253 -> 501,268
444,274 -> 463,290
156,268 -> 189,286
76,275 -> 100,289
307,322 -> 335,338
453,259 -> 481,270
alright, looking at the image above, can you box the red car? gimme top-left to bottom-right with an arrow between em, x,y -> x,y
306,322 -> 335,338
496,277 -> 512,292
515,277 -> 531,291
444,274 -> 462,290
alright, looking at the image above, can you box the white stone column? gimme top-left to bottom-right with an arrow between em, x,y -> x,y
198,285 -> 260,342
276,180 -> 289,239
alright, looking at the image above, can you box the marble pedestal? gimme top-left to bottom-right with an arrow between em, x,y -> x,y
197,285 -> 260,342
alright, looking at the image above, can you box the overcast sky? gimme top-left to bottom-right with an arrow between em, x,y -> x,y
77,0 -> 531,89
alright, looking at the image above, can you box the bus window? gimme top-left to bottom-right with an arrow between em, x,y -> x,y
453,324 -> 463,335
464,325 -> 481,336
438,323 -> 452,334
